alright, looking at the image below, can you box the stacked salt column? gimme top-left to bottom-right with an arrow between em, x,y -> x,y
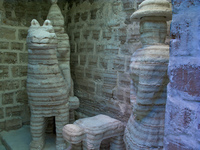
124,0 -> 172,149
47,0 -> 79,123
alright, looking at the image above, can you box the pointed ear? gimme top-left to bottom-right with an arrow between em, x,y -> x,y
31,19 -> 40,27
43,20 -> 52,27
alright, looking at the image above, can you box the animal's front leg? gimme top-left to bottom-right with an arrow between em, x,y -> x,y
30,115 -> 46,150
55,106 -> 69,150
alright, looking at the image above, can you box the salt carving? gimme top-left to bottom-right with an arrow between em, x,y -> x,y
124,0 -> 172,149
47,0 -> 79,123
27,19 -> 69,150
62,114 -> 125,150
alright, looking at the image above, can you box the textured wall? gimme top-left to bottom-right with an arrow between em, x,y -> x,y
67,0 -> 171,123
164,1 -> 200,150
66,0 -> 144,122
0,0 -> 53,131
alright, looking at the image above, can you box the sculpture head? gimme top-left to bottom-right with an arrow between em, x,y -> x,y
27,19 -> 57,49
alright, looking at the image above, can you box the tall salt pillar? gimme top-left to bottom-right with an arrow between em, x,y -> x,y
124,0 -> 171,149
47,0 -> 72,94
47,0 -> 79,123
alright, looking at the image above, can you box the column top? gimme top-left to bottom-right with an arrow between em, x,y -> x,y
131,0 -> 172,21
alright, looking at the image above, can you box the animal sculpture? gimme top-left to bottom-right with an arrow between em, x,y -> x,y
26,19 -> 69,150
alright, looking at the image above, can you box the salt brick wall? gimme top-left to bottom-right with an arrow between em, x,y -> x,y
66,0 -> 145,122
0,0 -> 54,131
164,1 -> 200,150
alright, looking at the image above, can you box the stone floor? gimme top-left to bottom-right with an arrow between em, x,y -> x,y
0,125 -> 57,150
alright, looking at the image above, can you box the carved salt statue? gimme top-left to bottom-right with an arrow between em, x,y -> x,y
124,0 -> 172,149
27,19 -> 69,150
62,114 -> 125,150
47,0 -> 79,123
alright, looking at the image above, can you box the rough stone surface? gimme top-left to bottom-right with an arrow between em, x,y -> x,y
26,19 -> 69,150
63,114 -> 125,150
124,0 -> 171,149
66,0 -> 141,123
66,0 -> 171,123
164,1 -> 200,150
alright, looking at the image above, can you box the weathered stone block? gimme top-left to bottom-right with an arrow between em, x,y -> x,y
5,117 -> 22,130
75,67 -> 85,80
78,43 -> 86,53
70,43 -> 75,53
0,41 -> 9,49
21,79 -> 27,88
2,92 -> 14,105
16,89 -> 28,104
75,13 -> 80,22
0,81 -> 3,91
99,56 -> 108,69
74,32 -> 80,40
81,12 -> 88,21
90,9 -> 98,20
71,54 -> 78,66
96,45 -> 104,53
0,65 -> 9,79
80,55 -> 87,66
103,71 -> 117,86
92,30 -> 100,40
88,55 -> 98,67
3,52 -> 17,64
11,66 -> 27,77
170,65 -> 200,97
19,52 -> 28,63
87,43 -> 94,53
6,105 -> 22,117
119,72 -> 131,88
0,52 -> 3,63
102,85 -> 114,99
4,80 -> 20,91
125,56 -> 131,72
83,30 -> 90,39
104,45 -> 119,55
11,42 -> 24,51
67,16 -> 72,24
103,30 -> 112,40
113,56 -> 125,71
123,1 -> 134,10
0,120 -> 5,131
93,71 -> 103,82
116,87 -> 124,101
87,80 -> 95,94
18,29 -> 28,40
0,108 -> 4,119
128,34 -> 140,43
0,27 -> 16,40
85,68 -> 93,79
